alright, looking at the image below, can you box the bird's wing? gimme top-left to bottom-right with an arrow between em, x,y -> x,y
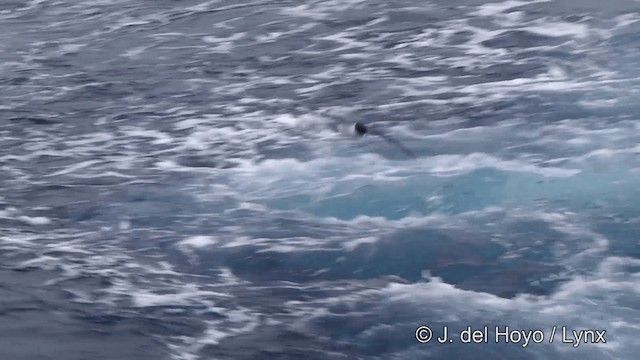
375,132 -> 416,159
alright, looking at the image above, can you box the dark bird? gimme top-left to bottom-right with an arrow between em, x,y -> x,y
354,122 -> 416,159
355,122 -> 368,136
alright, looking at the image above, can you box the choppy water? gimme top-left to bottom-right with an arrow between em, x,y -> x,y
1,0 -> 640,359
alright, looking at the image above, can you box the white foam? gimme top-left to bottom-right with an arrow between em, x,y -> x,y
342,236 -> 379,251
118,220 -> 131,230
1,234 -> 38,246
271,114 -> 299,127
179,235 -> 218,249
579,99 -> 619,108
122,45 -> 151,58
281,0 -> 368,20
199,326 -> 228,345
613,13 -> 640,28
174,117 -> 210,131
202,33 -> 245,52
316,32 -> 373,52
64,132 -> 114,147
168,307 -> 260,359
59,43 -> 85,53
18,215 -> 51,225
427,153 -> 581,178
202,33 -> 244,44
0,207 -> 18,218
17,251 -> 55,265
282,253 -> 638,358
578,144 -> 640,161
120,127 -> 174,145
131,287 -> 225,308
524,21 -> 590,39
46,160 -> 102,177
474,0 -> 551,17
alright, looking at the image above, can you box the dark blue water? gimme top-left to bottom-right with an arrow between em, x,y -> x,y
1,0 -> 639,359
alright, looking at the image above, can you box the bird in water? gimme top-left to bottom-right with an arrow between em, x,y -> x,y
353,121 -> 416,159
354,122 -> 369,136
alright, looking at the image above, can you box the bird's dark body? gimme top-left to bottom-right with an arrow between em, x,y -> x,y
354,122 -> 368,136
353,121 -> 415,158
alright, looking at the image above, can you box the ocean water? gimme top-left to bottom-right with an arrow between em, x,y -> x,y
1,0 -> 639,359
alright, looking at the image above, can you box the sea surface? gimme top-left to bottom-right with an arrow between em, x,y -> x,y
1,0 -> 639,359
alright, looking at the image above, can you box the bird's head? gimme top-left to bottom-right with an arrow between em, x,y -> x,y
354,122 -> 368,136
